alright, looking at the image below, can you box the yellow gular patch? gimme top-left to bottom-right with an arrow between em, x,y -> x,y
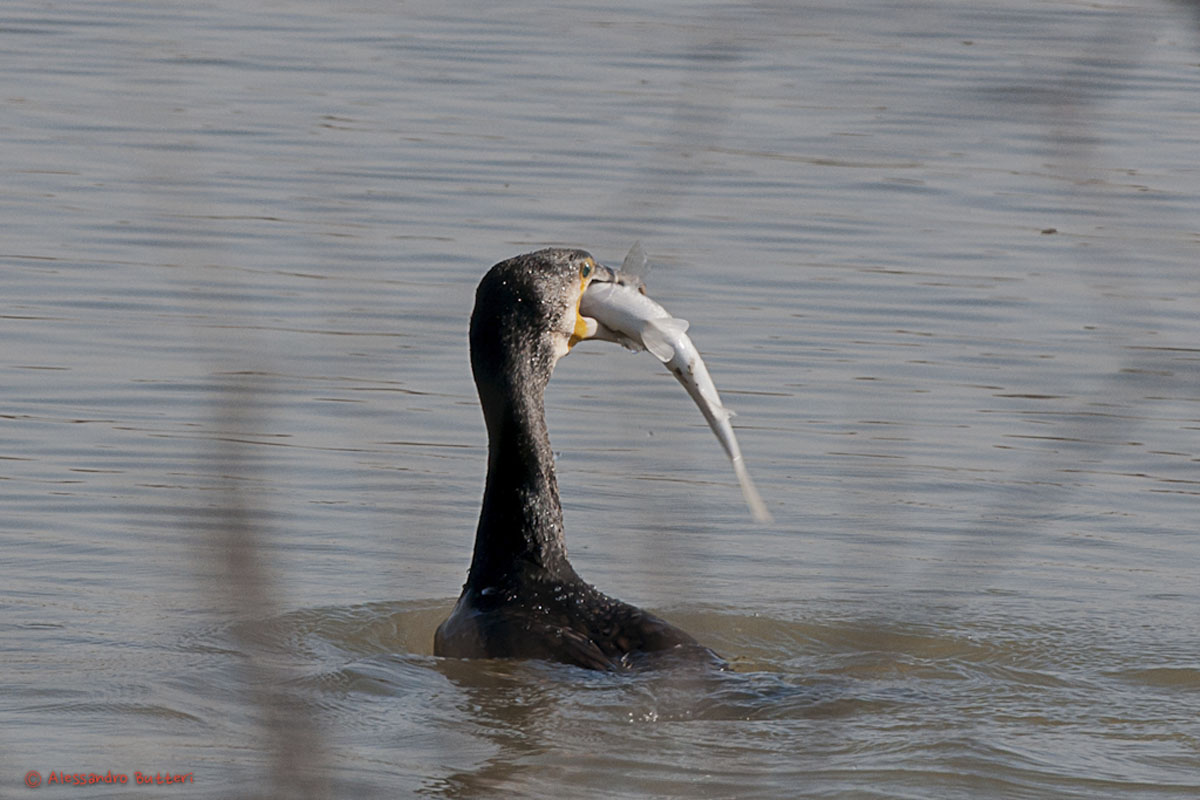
567,266 -> 596,350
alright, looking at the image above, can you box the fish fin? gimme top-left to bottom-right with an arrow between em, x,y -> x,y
620,241 -> 650,283
704,398 -> 733,422
642,328 -> 674,361
641,317 -> 688,362
619,335 -> 644,352
651,317 -> 689,336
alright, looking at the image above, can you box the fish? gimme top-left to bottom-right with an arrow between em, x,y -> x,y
581,245 -> 772,524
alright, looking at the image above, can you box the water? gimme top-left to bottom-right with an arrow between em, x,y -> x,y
3,0 -> 1198,797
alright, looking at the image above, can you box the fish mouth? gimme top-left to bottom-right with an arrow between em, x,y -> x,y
588,263 -> 618,285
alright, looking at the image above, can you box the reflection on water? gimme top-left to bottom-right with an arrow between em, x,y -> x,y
3,0 -> 1199,797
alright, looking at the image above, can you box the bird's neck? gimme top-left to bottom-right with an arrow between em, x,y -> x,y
467,357 -> 576,590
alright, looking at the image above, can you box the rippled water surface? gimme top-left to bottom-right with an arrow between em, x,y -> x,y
3,1 -> 1199,797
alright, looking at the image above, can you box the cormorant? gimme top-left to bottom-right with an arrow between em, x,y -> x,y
434,248 -> 716,670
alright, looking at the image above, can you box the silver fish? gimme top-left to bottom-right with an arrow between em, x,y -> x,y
581,249 -> 772,524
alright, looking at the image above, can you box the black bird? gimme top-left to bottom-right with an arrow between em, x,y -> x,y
434,248 -> 716,671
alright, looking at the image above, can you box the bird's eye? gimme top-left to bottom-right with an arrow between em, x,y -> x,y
580,259 -> 593,279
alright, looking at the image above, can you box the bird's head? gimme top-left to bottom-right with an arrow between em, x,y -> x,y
470,249 -> 615,387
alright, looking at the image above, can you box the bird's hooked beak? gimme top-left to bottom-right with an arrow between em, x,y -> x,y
568,262 -> 616,350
